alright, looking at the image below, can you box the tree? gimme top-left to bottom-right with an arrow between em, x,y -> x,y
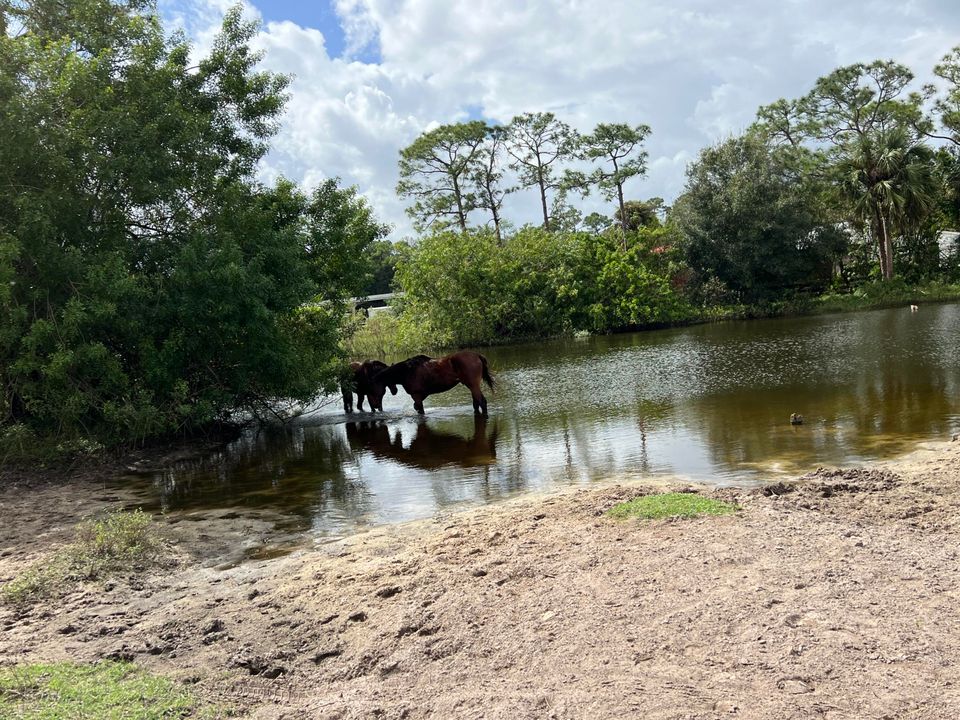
470,125 -> 515,243
930,46 -> 960,146
615,198 -> 666,232
572,226 -> 689,331
930,47 -> 960,242
394,230 -> 506,345
673,133 -> 843,303
835,128 -> 937,280
393,225 -> 689,343
583,212 -> 613,234
0,1 -> 381,445
757,61 -> 925,148
582,123 -> 651,242
397,121 -> 487,232
506,112 -> 581,230
305,179 -> 390,298
360,240 -> 408,296
755,60 -> 933,279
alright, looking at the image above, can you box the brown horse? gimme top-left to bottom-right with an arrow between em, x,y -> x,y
341,360 -> 393,413
374,351 -> 494,415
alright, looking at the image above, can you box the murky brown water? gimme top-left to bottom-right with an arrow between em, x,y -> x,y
124,303 -> 960,545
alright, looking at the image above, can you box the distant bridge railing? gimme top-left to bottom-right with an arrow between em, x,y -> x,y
304,292 -> 404,316
348,292 -> 404,315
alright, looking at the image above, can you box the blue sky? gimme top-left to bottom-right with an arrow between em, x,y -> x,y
256,1 -> 347,56
162,0 -> 960,240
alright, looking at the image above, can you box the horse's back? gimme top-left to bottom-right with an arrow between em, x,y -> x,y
448,350 -> 485,375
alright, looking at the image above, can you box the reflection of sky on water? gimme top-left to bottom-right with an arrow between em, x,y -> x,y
128,303 -> 960,541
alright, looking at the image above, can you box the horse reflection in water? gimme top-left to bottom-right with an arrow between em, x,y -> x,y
345,416 -> 498,470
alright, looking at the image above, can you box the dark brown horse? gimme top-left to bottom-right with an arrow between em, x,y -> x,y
341,360 -> 393,413
374,351 -> 494,415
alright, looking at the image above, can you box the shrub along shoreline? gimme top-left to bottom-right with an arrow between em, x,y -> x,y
6,280 -> 954,466
345,279 -> 960,359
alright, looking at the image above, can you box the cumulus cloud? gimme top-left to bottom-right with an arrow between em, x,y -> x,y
166,0 -> 960,238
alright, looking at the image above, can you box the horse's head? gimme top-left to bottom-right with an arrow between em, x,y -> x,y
362,360 -> 392,403
372,362 -> 401,396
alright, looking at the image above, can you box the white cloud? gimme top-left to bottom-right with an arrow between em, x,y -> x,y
169,0 -> 960,239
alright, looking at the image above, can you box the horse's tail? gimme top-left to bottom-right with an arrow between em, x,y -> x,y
479,353 -> 495,391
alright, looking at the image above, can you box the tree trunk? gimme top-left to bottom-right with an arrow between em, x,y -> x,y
874,209 -> 889,281
453,179 -> 467,232
616,181 -> 627,250
538,174 -> 549,230
534,152 -> 550,229
881,214 -> 894,280
482,178 -> 502,245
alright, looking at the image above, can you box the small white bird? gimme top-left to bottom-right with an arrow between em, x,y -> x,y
910,304 -> 919,312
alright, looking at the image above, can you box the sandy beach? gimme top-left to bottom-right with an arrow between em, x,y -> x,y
2,440 -> 959,719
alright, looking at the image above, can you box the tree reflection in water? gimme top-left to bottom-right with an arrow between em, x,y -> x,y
144,424 -> 372,531
123,304 -> 960,543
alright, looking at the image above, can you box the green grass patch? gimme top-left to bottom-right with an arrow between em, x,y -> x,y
0,661 -> 215,719
809,280 -> 960,315
607,492 -> 738,520
2,510 -> 166,607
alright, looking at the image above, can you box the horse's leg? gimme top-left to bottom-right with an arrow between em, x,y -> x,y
342,388 -> 353,413
356,394 -> 365,412
411,393 -> 426,415
466,379 -> 488,416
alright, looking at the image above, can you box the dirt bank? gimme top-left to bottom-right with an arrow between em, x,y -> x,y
2,441 -> 960,719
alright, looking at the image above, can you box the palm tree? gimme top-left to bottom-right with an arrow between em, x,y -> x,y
836,128 -> 937,279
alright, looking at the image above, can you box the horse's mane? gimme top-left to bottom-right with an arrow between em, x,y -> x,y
375,354 -> 432,385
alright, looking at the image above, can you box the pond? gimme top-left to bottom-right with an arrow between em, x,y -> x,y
125,303 -> 960,549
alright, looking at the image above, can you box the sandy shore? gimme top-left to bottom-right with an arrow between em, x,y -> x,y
2,441 -> 959,719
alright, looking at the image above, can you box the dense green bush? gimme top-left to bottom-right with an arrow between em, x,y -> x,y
571,227 -> 692,331
673,133 -> 844,304
1,2 -> 382,446
394,226 -> 691,345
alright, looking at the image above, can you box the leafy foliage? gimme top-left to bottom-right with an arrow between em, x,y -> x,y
674,133 -> 843,302
1,1 -> 381,445
573,228 -> 690,331
616,198 -> 665,231
359,239 -> 408,296
394,226 -> 690,345
397,121 -> 488,232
